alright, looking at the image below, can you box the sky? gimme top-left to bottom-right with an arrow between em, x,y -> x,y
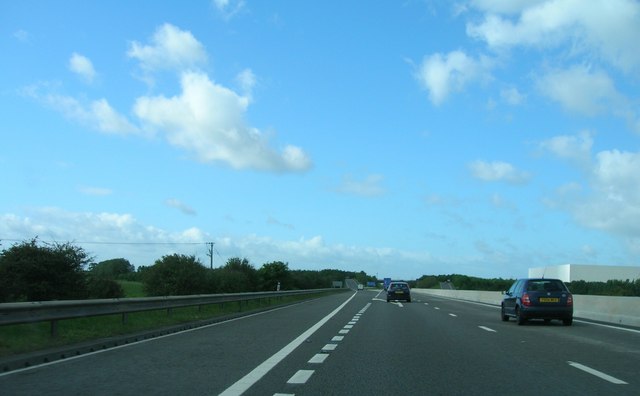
2,0 -> 640,281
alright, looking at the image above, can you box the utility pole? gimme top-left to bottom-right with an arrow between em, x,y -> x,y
206,242 -> 215,269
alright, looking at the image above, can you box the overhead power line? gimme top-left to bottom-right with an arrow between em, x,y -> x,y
1,239 -> 208,246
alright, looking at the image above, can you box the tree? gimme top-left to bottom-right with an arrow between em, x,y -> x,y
258,261 -> 291,291
142,254 -> 209,296
89,258 -> 135,280
0,239 -> 91,302
86,277 -> 124,299
218,257 -> 258,292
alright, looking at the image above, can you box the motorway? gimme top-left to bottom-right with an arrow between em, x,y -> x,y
1,289 -> 639,395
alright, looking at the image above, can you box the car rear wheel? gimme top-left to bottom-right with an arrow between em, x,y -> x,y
501,305 -> 509,321
563,318 -> 573,326
516,308 -> 526,325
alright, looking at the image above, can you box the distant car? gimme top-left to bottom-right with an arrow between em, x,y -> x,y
386,281 -> 411,302
501,278 -> 573,326
357,284 -> 364,290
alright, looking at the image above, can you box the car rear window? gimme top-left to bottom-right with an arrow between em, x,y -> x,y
390,283 -> 409,290
526,280 -> 565,292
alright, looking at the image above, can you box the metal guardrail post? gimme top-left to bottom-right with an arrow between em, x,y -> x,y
51,319 -> 58,338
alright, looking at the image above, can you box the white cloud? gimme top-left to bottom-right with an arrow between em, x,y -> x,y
571,150 -> 640,236
467,0 -> 640,74
335,174 -> 386,197
69,53 -> 96,83
469,160 -> 531,184
545,141 -> 640,247
22,85 -> 139,135
415,50 -> 493,105
470,0 -> 548,15
134,71 -> 312,172
236,68 -> 256,97
23,24 -> 309,174
537,66 -> 619,116
536,65 -> 640,132
0,208 -> 208,266
500,86 -> 525,105
539,131 -> 593,167
166,199 -> 196,215
213,0 -> 246,19
13,29 -> 30,42
127,23 -> 207,72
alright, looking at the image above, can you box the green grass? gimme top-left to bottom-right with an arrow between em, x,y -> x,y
117,280 -> 145,297
0,293 -> 329,358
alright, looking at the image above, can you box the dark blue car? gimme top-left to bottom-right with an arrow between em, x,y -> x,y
501,278 -> 573,326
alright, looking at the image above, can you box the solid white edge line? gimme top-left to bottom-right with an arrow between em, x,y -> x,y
219,292 -> 357,396
287,369 -> 315,384
573,319 -> 640,334
478,326 -> 497,333
567,361 -> 628,384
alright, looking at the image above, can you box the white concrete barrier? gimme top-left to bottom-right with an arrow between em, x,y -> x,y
412,288 -> 640,328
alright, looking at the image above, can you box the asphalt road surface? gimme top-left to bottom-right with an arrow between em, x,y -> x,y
1,289 -> 639,395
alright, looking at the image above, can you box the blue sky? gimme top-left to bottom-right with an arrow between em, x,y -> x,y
2,0 -> 640,280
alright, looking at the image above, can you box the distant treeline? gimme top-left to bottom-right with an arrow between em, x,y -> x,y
415,273 -> 640,297
414,274 -> 514,291
566,279 -> 640,297
0,239 -> 376,303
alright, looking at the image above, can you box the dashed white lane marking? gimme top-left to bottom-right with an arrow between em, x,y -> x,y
344,325 -> 354,329
287,369 -> 315,384
332,336 -> 344,341
219,292 -> 357,396
434,307 -> 440,310
339,329 -> 349,334
449,313 -> 457,317
308,353 -> 329,364
273,393 -> 294,396
568,361 -> 628,385
348,321 -> 357,325
478,326 -> 496,333
424,302 -> 429,305
322,343 -> 338,352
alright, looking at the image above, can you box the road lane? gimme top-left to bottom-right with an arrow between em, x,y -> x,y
0,291 -> 355,395
277,291 -> 639,395
1,290 -> 637,395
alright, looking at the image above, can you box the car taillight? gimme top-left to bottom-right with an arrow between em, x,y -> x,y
567,294 -> 573,306
522,293 -> 531,306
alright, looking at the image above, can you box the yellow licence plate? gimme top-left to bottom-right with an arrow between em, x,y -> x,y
539,297 -> 559,303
